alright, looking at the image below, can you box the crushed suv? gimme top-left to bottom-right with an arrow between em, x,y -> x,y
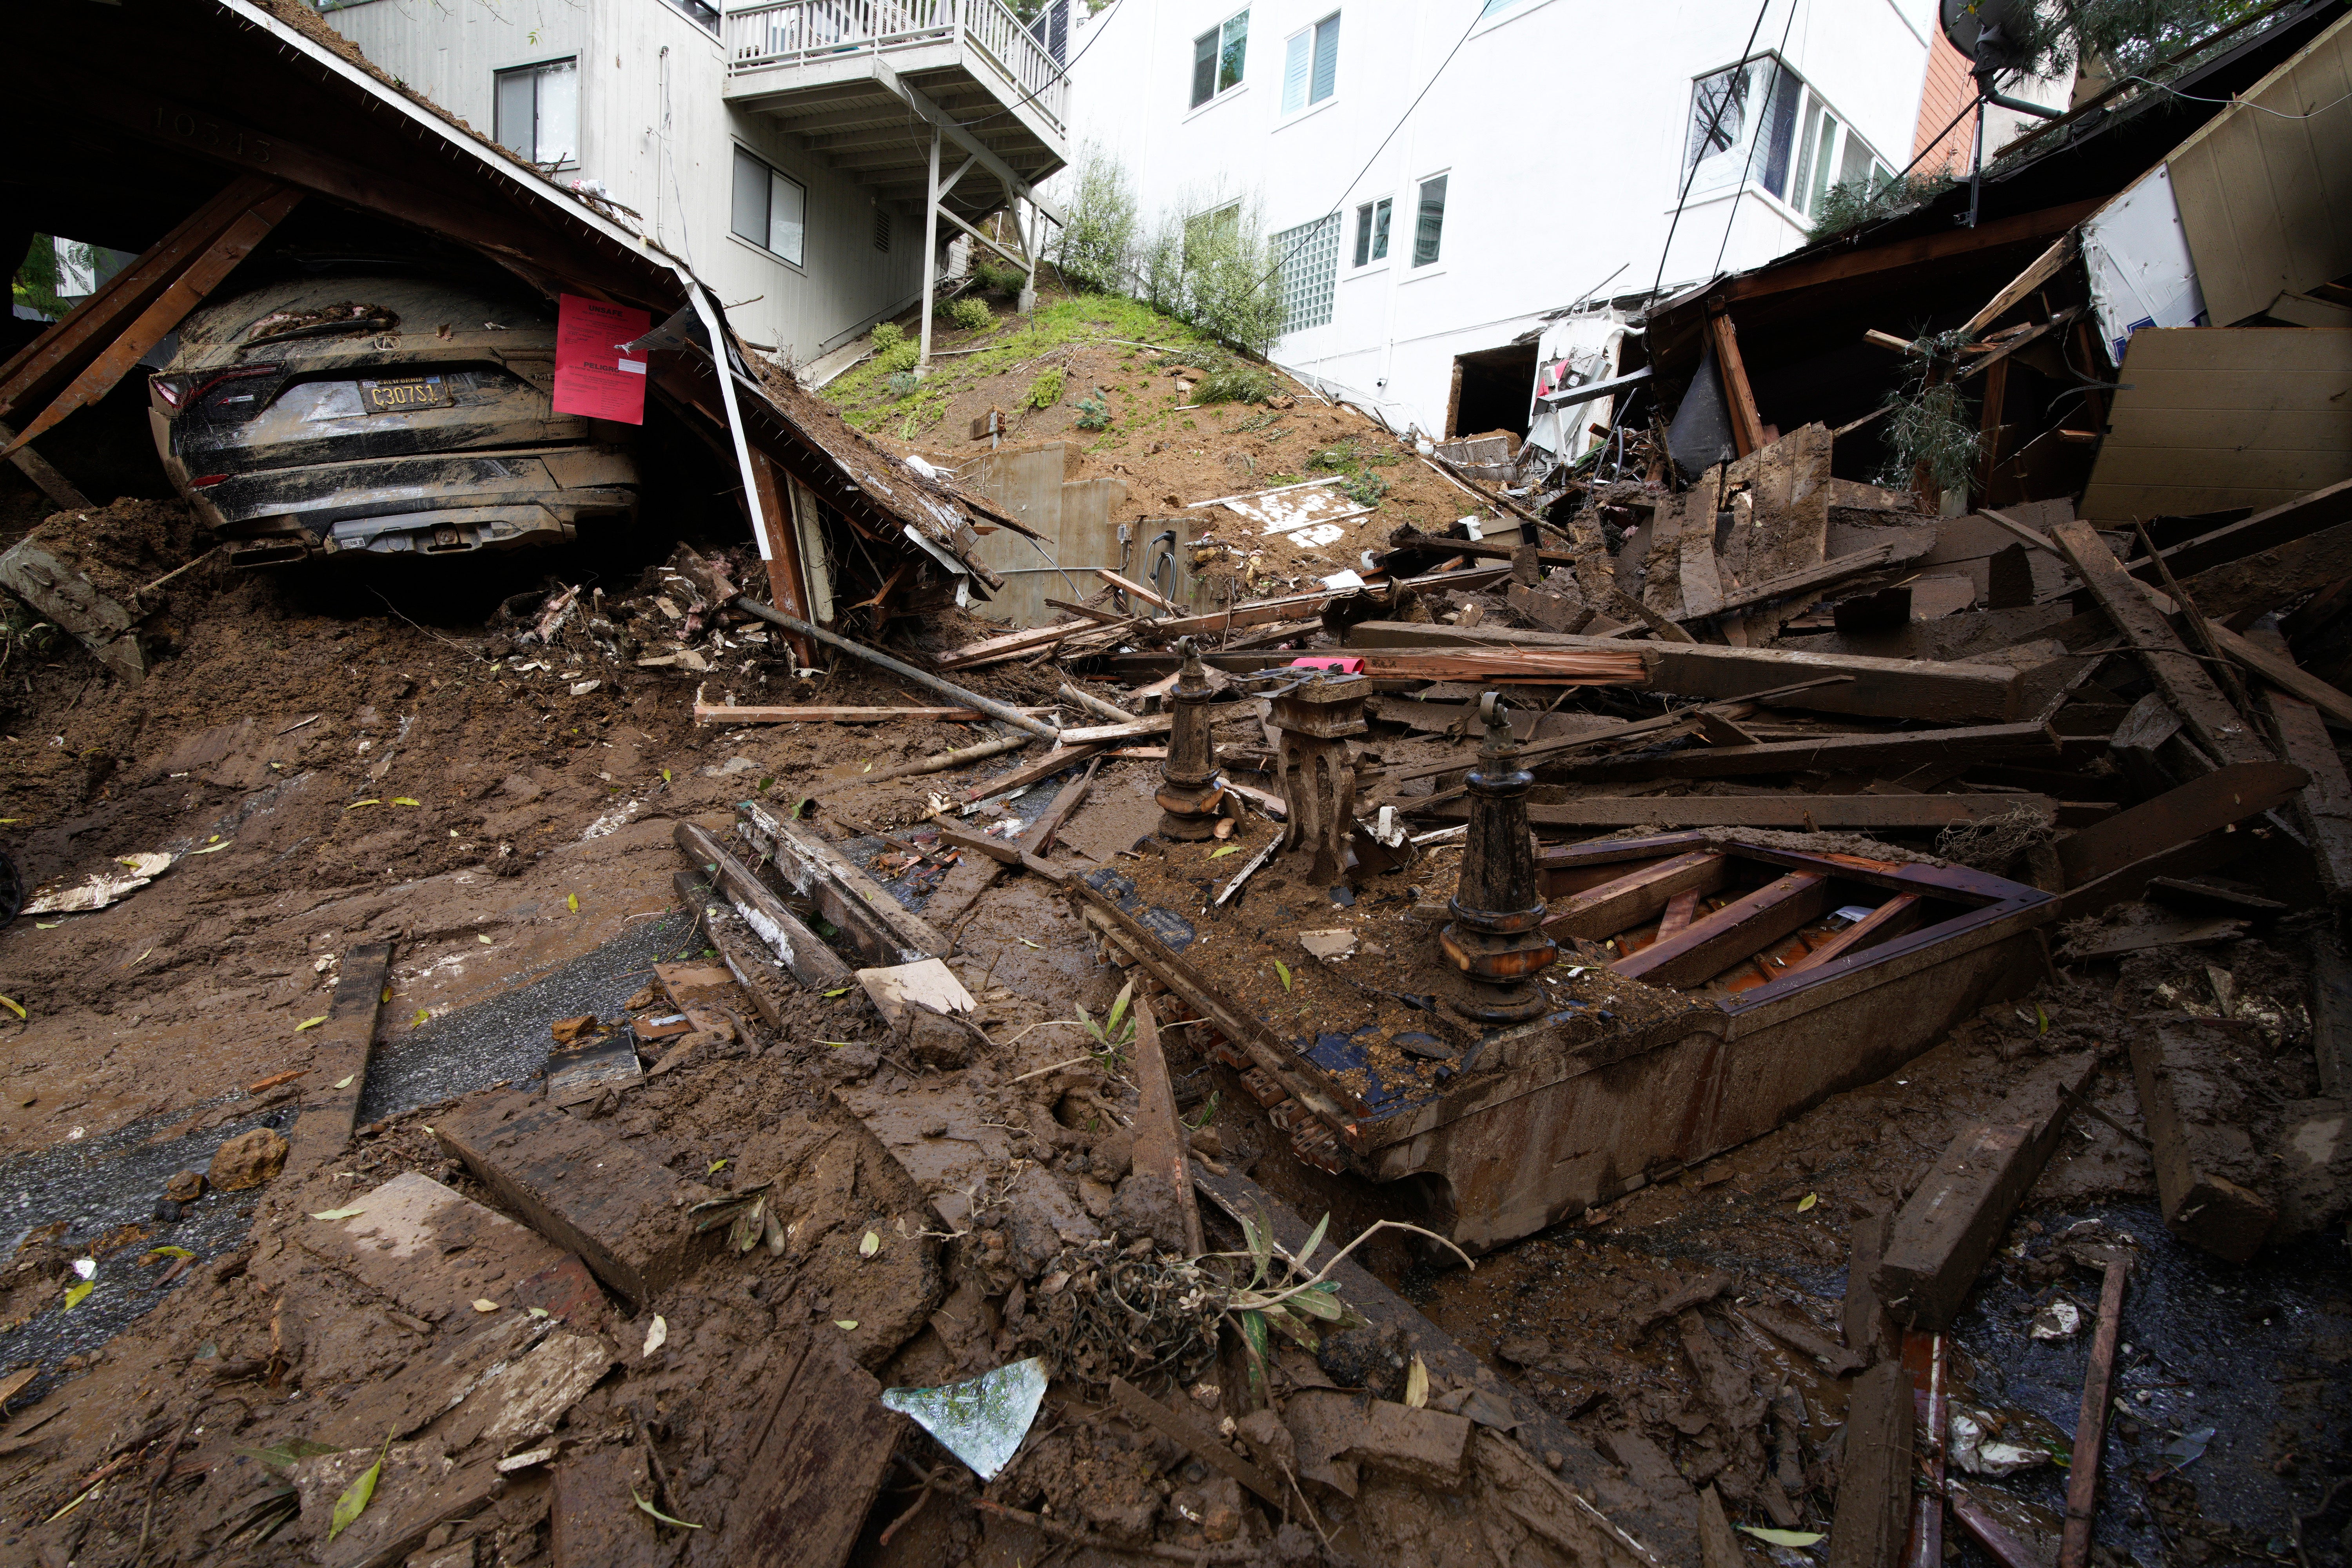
149,273 -> 639,565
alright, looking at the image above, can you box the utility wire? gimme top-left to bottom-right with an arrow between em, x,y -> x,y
1247,1 -> 1491,304
1710,0 -> 1802,278
1648,0 -> 1779,302
953,0 -> 1125,129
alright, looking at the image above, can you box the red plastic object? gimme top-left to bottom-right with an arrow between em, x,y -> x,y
1288,656 -> 1364,674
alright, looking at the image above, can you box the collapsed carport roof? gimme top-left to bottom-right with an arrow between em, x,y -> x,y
0,0 -> 1022,608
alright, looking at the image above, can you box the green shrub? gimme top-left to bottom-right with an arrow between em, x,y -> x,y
884,370 -> 922,400
874,340 -> 919,374
1196,365 -> 1276,405
1808,171 -> 1956,244
1053,142 -> 1140,294
870,319 -> 906,353
1074,391 -> 1112,430
973,259 -> 1026,296
1024,367 -> 1065,410
937,295 -> 995,332
1133,203 -> 1283,354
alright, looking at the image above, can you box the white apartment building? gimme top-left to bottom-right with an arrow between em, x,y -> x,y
317,0 -> 1075,367
1064,0 -> 1947,448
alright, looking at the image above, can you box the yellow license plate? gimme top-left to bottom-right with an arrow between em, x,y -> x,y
359,377 -> 448,413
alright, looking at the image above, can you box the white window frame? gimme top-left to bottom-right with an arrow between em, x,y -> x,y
1349,194 -> 1392,272
1273,212 -> 1342,334
1189,9 -> 1250,110
730,145 -> 809,269
493,56 -> 579,169
1409,171 -> 1449,271
1679,55 -> 1890,222
1279,11 -> 1341,117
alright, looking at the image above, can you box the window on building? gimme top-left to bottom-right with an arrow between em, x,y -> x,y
1412,174 -> 1448,267
1351,197 -> 1390,267
1191,11 -> 1249,108
1281,13 -> 1340,114
494,58 -> 579,167
731,147 -> 808,266
1274,213 -> 1341,333
1479,0 -> 1534,15
1682,56 -> 1886,216
657,0 -> 720,33
1184,201 -> 1242,260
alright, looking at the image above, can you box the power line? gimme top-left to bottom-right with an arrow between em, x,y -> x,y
1248,1 -> 1491,309
954,0 -> 1124,129
1710,0 -> 1801,278
1648,0 -> 1779,302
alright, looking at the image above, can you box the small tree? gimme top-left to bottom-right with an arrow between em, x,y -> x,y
1052,142 -> 1140,295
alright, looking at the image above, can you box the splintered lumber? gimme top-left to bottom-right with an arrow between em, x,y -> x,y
2129,1025 -> 2278,1263
2207,616 -> 2352,728
673,868 -> 795,1029
2050,519 -> 2270,767
1827,1361 -> 1915,1568
735,802 -> 950,964
675,822 -> 855,991
0,419 -> 89,511
1563,722 -> 2073,783
1696,544 -> 1903,619
734,1332 -> 905,1568
733,597 -> 1063,738
286,941 -> 393,1169
2133,473 -> 2352,584
1056,712 -> 1178,744
1389,675 -> 1852,782
1353,649 -> 1648,683
1433,795 -> 2063,831
1875,1054 -> 2096,1332
2312,929 -> 2352,1097
2248,635 -> 2352,898
930,614 -> 1143,670
2053,760 -> 2308,891
1109,1378 -> 1281,1506
1128,1000 -> 1205,1256
1094,566 -> 1174,611
1144,563 -> 1514,641
695,701 -> 1045,724
436,1094 -> 705,1309
1612,871 -> 1829,987
1780,894 -> 1923,976
861,729 -> 1032,784
1056,681 -> 1134,725
2058,1260 -> 2130,1568
1390,530 -> 1576,566
1345,622 -> 2021,721
1544,851 -> 1730,939
1844,1211 -> 1898,1363
961,742 -> 1106,803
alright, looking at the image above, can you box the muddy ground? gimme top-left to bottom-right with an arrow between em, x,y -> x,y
0,405 -> 2347,1566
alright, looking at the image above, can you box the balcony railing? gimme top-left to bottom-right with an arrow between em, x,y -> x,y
724,0 -> 1067,135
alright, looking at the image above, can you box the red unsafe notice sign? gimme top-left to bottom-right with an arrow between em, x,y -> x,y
552,294 -> 652,424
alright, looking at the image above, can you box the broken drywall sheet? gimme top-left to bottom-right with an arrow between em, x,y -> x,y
2084,165 -> 2210,365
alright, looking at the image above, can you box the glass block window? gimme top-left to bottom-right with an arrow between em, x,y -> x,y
1274,213 -> 1341,333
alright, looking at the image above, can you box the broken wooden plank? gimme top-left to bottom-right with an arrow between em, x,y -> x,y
2051,518 -> 2270,767
1708,310 -> 1766,457
672,868 -> 795,1030
1875,1054 -> 2096,1332
297,1171 -> 600,1325
1779,894 -> 1923,976
735,801 -> 950,964
932,615 -> 1145,671
1094,565 -> 1174,612
960,742 -> 1106,803
2052,761 -> 2307,889
2250,641 -> 2352,899
286,940 -> 393,1170
1564,722 -> 2074,783
1054,712 -> 1177,745
1543,851 -> 1730,940
733,1331 -> 904,1568
1828,1361 -> 1916,1568
2129,1024 -> 2278,1263
674,822 -> 855,991
2310,928 -> 2352,1098
0,538 -> 148,682
1844,1210 -> 1898,1363
1346,621 -> 2021,722
5,184 -> 305,455
2207,615 -> 2352,728
1108,1377 -> 1280,1505
1128,998 -> 1205,1256
0,420 -> 91,511
693,701 -> 1045,724
933,823 -> 1069,883
2058,1259 -> 2129,1568
1388,677 -> 1852,783
1436,795 -> 2063,832
1697,544 -> 1901,620
436,1094 -> 711,1310
2132,474 -> 2352,585
1612,872 -> 1829,987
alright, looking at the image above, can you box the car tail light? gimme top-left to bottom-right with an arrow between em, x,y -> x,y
190,474 -> 230,488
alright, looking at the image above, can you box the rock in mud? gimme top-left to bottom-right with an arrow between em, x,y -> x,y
207,1127 -> 289,1191
164,1170 -> 205,1203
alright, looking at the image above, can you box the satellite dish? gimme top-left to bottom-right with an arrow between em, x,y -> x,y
1940,0 -> 2036,74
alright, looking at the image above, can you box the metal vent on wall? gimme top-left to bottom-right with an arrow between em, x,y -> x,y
874,209 -> 891,252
